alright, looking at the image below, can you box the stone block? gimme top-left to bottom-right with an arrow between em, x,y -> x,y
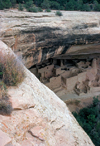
46,76 -> 61,89
78,72 -> 86,82
90,87 -> 100,92
86,68 -> 96,81
54,67 -> 65,76
38,65 -> 54,74
67,76 -> 77,91
61,71 -> 71,78
44,70 -> 53,78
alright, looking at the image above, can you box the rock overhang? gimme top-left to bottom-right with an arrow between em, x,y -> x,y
1,10 -> 100,68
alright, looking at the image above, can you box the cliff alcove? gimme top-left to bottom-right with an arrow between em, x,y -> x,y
1,9 -> 100,103
0,9 -> 100,145
0,40 -> 95,146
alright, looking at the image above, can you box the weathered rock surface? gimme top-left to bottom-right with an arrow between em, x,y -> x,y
0,10 -> 100,68
0,40 -> 94,145
0,130 -> 12,146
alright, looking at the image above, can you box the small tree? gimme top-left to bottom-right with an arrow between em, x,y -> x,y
10,0 -> 16,7
4,0 -> 12,9
65,0 -> 75,10
77,0 -> 83,10
38,7 -> 43,12
0,0 -> 11,9
34,0 -> 43,7
18,3 -> 23,11
72,97 -> 100,146
50,1 -> 61,10
81,4 -> 91,11
0,0 -> 4,10
24,0 -> 33,11
41,0 -> 50,9
94,0 -> 100,11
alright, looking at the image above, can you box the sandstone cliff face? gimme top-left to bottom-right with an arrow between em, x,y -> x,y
0,41 -> 94,146
0,10 -> 100,68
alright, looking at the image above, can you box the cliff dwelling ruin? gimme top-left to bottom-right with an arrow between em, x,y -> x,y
29,55 -> 100,96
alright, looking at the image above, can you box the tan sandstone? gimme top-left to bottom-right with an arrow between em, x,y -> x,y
1,10 -> 100,68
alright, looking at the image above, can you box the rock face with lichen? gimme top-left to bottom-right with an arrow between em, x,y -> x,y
0,40 -> 94,146
1,10 -> 100,68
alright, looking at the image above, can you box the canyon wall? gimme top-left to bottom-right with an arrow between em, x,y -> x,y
1,10 -> 100,68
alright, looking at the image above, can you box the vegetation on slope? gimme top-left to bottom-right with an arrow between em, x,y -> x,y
0,0 -> 100,12
0,51 -> 25,115
0,53 -> 25,86
73,97 -> 100,146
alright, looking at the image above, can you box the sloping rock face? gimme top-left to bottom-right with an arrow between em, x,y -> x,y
0,10 -> 100,68
0,40 -> 94,146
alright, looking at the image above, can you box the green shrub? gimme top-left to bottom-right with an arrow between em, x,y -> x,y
55,11 -> 63,16
38,7 -> 43,12
34,0 -> 43,7
41,0 -> 50,9
24,0 -> 39,12
10,0 -> 16,7
17,0 -> 24,3
4,0 -> 12,9
18,3 -> 23,11
24,0 -> 33,11
50,1 -> 61,10
93,96 -> 99,106
60,6 -> 64,10
28,6 -> 38,12
94,0 -> 100,11
0,0 -> 11,10
65,0 -> 84,11
73,97 -> 100,146
46,9 -> 51,12
65,0 -> 75,10
81,4 -> 91,11
0,1 -> 5,10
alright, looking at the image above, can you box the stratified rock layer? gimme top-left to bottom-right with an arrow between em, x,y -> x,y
0,40 -> 94,146
0,10 -> 100,68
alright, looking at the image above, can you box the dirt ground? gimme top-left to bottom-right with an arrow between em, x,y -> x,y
65,96 -> 100,113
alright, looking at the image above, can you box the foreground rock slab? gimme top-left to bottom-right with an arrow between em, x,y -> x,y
0,40 -> 94,145
0,130 -> 12,146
